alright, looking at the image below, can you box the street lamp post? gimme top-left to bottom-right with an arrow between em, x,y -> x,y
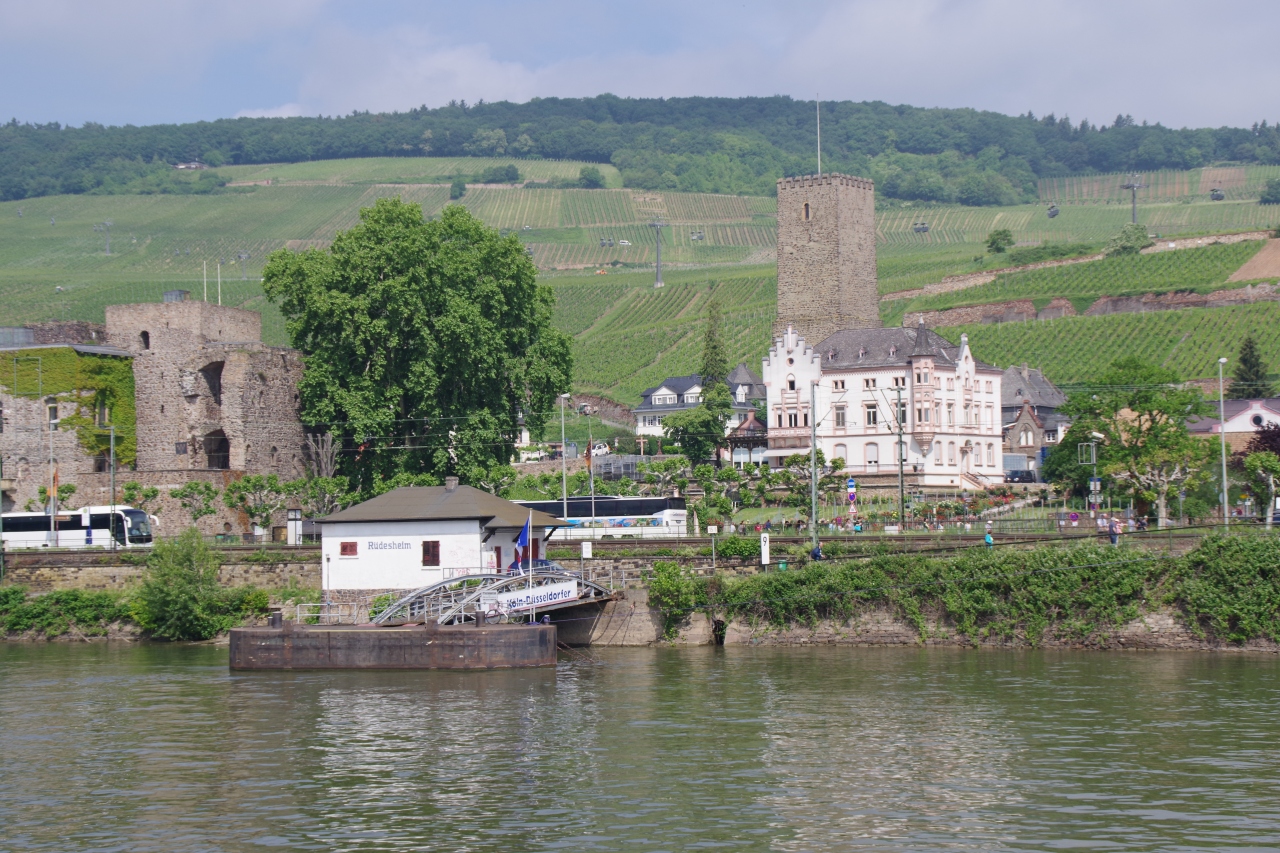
560,393 -> 571,523
1218,357 -> 1230,532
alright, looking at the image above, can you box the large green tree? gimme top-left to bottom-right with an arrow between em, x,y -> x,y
1059,358 -> 1213,527
263,198 -> 572,490
1227,335 -> 1273,399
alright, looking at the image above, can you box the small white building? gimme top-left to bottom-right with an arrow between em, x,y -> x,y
762,323 -> 1004,490
318,478 -> 562,595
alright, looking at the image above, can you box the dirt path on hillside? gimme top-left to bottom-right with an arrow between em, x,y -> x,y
1229,239 -> 1280,281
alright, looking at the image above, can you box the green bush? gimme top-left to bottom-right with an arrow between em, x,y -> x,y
675,536 -> 1280,646
132,529 -> 268,640
1172,535 -> 1280,642
714,536 -> 761,558
646,561 -> 702,639
1260,178 -> 1280,205
1104,223 -> 1154,256
0,586 -> 130,637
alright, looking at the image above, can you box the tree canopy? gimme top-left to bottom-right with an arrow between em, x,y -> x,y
1058,357 -> 1213,526
262,198 -> 572,491
1228,334 -> 1274,399
5,96 -> 1280,203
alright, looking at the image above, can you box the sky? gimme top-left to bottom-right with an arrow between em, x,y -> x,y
1,0 -> 1277,130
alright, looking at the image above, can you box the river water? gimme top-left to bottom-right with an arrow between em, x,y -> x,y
2,644 -> 1279,852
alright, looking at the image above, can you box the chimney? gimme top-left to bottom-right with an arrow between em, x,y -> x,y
444,476 -> 459,492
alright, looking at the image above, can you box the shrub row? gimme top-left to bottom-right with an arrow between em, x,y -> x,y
649,535 -> 1280,645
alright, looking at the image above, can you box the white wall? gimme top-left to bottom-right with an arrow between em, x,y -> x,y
321,519 -> 551,591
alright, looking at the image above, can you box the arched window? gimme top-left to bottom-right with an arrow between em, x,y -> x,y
865,443 -> 879,468
1019,426 -> 1033,447
803,202 -> 810,221
787,375 -> 796,391
204,430 -> 230,470
947,442 -> 956,465
139,331 -> 150,350
987,443 -> 995,466
834,444 -> 847,465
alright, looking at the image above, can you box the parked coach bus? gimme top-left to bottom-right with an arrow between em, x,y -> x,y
514,496 -> 687,539
0,506 -> 154,549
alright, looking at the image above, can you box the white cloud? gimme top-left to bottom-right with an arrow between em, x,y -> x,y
235,103 -> 307,119
1,0 -> 1277,127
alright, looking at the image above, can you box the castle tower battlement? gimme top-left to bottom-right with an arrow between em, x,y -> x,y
774,172 -> 879,345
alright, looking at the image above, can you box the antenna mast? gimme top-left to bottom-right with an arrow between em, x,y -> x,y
816,94 -> 821,176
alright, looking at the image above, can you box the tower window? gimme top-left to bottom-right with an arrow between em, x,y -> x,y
139,331 -> 150,350
803,202 -> 810,221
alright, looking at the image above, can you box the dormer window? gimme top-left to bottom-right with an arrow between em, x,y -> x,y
858,347 -> 867,359
889,345 -> 897,357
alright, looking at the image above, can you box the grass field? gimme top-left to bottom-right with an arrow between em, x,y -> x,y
6,157 -> 1280,401
942,302 -> 1280,385
1037,165 -> 1280,204
887,240 -> 1268,323
217,156 -> 624,187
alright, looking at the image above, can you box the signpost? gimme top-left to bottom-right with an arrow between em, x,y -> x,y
760,533 -> 770,567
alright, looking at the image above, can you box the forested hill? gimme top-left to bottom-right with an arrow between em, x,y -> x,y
4,95 -> 1279,204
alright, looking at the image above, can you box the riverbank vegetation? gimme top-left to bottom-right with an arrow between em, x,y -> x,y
0,530 -> 270,640
648,534 -> 1280,645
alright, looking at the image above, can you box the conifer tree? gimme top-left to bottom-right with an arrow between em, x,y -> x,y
1227,335 -> 1273,399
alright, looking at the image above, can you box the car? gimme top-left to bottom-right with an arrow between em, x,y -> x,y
1004,470 -> 1036,483
617,239 -> 631,246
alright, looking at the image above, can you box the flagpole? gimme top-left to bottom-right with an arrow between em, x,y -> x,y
526,509 -> 535,624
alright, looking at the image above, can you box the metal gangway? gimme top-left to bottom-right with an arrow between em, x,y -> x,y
371,566 -> 616,626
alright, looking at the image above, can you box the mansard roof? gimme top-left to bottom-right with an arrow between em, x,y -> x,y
726,362 -> 766,397
639,374 -> 702,398
1001,365 -> 1067,409
811,326 -> 999,372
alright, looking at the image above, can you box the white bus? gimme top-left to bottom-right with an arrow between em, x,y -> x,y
515,496 -> 688,539
0,506 -> 155,549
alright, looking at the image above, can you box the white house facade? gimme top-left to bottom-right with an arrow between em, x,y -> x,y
762,323 -> 1005,490
633,366 -> 764,438
318,479 -> 561,595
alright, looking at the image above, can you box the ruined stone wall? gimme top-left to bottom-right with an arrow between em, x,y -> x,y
0,390 -> 99,512
103,302 -> 305,481
25,321 -> 106,345
775,174 -> 879,345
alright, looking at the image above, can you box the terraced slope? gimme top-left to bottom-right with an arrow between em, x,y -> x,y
943,303 -> 1280,385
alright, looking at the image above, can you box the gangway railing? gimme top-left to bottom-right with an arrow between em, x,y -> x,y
370,564 -> 616,626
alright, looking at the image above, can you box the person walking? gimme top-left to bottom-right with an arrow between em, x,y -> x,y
1107,514 -> 1120,547
984,531 -> 994,549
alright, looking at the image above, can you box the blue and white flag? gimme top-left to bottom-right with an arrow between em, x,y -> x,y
516,511 -> 532,571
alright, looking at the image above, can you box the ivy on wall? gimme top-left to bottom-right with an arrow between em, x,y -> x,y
1,348 -> 137,467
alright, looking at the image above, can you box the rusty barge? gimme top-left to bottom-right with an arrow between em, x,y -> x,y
229,619 -> 557,670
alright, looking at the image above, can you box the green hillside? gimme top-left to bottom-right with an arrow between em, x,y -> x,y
885,240 -> 1269,325
5,159 -> 1280,404
941,303 -> 1280,386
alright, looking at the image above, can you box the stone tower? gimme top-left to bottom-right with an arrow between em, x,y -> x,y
773,173 -> 879,345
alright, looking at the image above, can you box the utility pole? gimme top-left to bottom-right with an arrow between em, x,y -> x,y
896,386 -> 906,533
587,408 -> 596,538
1218,357 -> 1230,532
560,393 -> 570,522
649,220 -> 666,288
217,260 -> 222,305
1121,174 -> 1145,225
108,425 -> 116,552
203,260 -> 208,302
810,381 -> 819,550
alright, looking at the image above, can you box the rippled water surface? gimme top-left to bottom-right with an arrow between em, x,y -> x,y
2,644 -> 1279,852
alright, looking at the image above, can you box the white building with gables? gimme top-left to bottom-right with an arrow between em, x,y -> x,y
762,322 -> 1005,490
